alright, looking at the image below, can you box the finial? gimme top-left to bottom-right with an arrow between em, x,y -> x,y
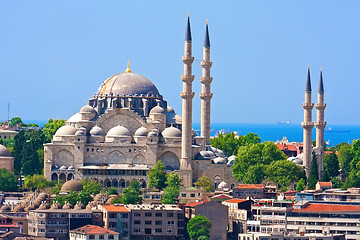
308,64 -> 310,69
188,11 -> 190,17
206,19 -> 208,24
320,66 -> 322,71
125,59 -> 131,73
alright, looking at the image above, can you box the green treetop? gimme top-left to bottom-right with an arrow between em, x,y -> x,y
0,169 -> 18,192
148,161 -> 167,190
162,173 -> 180,204
195,174 -> 213,192
187,215 -> 212,240
43,118 -> 65,143
308,152 -> 319,189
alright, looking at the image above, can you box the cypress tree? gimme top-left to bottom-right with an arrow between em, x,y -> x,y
308,152 -> 319,189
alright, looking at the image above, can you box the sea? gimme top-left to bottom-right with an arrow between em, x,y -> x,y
17,120 -> 360,147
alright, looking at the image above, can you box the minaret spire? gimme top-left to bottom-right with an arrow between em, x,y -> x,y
200,20 -> 213,145
180,14 -> 195,188
315,67 -> 326,178
302,65 -> 314,177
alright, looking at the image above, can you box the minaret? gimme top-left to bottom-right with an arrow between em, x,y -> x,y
301,65 -> 314,177
315,67 -> 326,178
180,14 -> 194,188
200,20 -> 213,145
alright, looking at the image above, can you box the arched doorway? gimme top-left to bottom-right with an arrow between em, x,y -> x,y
159,152 -> 180,170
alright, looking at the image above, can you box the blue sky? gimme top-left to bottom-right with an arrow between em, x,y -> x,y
0,1 -> 359,124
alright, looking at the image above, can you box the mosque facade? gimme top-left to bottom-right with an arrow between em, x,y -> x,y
43,17 -> 237,190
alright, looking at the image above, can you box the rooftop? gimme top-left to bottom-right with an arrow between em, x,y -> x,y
293,203 -> 360,212
70,225 -> 119,235
185,200 -> 210,208
102,205 -> 130,213
236,184 -> 265,189
224,199 -> 248,204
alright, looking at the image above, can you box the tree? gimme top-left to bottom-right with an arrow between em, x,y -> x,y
55,190 -> 92,206
0,169 -> 18,192
195,174 -> 213,192
148,161 -> 167,190
43,118 -> 65,143
331,177 -> 344,189
162,173 -> 180,204
265,160 -> 304,191
111,196 -> 123,204
322,152 -> 339,181
242,164 -> 266,184
108,187 -> 118,195
232,142 -> 287,182
122,180 -> 142,204
81,178 -> 101,195
296,178 -> 306,192
337,143 -> 352,177
308,152 -> 319,190
24,174 -> 54,191
187,215 -> 212,240
9,117 -> 23,127
51,181 -> 63,194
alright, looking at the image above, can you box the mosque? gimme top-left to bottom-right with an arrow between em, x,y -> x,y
43,16 -> 237,189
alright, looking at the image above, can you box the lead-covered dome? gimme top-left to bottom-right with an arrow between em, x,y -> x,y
96,72 -> 161,97
0,145 -> 11,158
162,127 -> 182,138
107,126 -> 131,137
55,126 -> 77,136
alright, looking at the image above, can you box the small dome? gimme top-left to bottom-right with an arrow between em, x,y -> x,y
90,126 -> 104,136
107,126 -> 131,137
93,194 -> 104,201
68,165 -> 75,170
0,145 -> 11,158
0,205 -> 10,212
59,165 -> 67,171
217,149 -> 225,157
150,105 -> 165,114
292,158 -> 303,165
228,155 -> 236,161
55,126 -> 77,136
80,105 -> 96,114
147,129 -> 159,138
167,106 -> 175,113
14,205 -> 25,212
75,127 -> 87,136
50,202 -> 62,210
213,157 -> 226,164
134,127 -> 149,137
37,193 -> 48,201
218,181 -> 228,189
210,146 -> 219,154
38,202 -> 50,210
162,127 -> 181,138
195,151 -> 215,160
62,202 -> 73,210
74,202 -> 85,210
61,180 -> 83,193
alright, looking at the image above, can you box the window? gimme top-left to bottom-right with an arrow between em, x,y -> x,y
167,229 -> 174,233
167,220 -> 175,226
156,212 -> 162,217
109,213 -> 117,218
109,236 -> 114,239
145,220 -> 152,225
155,228 -> 162,233
89,235 -> 95,239
134,220 -> 141,225
39,229 -> 45,232
134,228 -> 141,233
152,195 -> 161,199
181,193 -> 186,197
145,228 -> 151,234
156,220 -> 162,225
99,235 -> 104,239
123,213 -> 128,218
134,213 -> 141,217
109,222 -> 117,228
145,212 -> 152,217
51,214 -> 57,218
190,193 -> 195,197
167,213 -> 174,217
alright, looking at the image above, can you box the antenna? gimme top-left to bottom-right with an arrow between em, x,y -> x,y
7,103 -> 10,123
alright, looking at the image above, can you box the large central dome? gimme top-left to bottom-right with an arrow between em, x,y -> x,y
96,72 -> 161,97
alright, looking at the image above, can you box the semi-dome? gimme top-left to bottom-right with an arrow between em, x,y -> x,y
80,105 -> 96,114
96,72 -> 160,97
90,126 -> 104,136
213,157 -> 226,164
195,151 -> 215,160
147,129 -> 159,138
134,127 -> 149,137
167,106 -> 175,113
107,126 -> 131,137
218,181 -> 228,189
61,180 -> 83,193
75,127 -> 87,136
162,127 -> 181,138
0,144 -> 11,158
150,105 -> 165,114
55,126 -> 77,136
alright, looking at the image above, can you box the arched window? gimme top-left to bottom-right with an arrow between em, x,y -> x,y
159,152 -> 180,171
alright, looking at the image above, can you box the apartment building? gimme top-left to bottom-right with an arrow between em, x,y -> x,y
70,224 -> 119,240
222,199 -> 252,238
239,232 -> 345,240
101,205 -> 131,240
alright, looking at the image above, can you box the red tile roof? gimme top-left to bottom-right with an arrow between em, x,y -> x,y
318,182 -> 332,187
102,205 -> 130,213
276,144 -> 298,151
71,225 -> 119,235
185,200 -> 209,207
292,204 -> 360,213
211,194 -> 232,200
224,199 -> 248,203
236,184 -> 265,189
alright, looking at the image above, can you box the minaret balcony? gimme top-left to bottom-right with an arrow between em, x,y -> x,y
314,121 -> 327,128
301,122 -> 314,129
201,61 -> 212,67
182,56 -> 194,64
181,75 -> 195,83
315,103 -> 326,110
199,92 -> 213,100
302,103 -> 314,110
200,76 -> 213,84
180,92 -> 195,99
